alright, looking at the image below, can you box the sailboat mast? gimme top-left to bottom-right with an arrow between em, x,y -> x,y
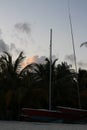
68,1 -> 81,108
49,28 -> 52,110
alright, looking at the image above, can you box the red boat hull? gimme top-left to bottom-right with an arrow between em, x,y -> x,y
58,106 -> 87,115
20,108 -> 87,123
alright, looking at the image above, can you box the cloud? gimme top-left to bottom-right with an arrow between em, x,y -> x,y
10,43 -> 21,54
78,61 -> 87,68
26,55 -> 46,64
65,54 -> 74,63
0,29 -> 2,38
22,55 -> 47,67
13,22 -> 32,46
0,39 -> 9,52
14,23 -> 31,34
26,55 -> 57,65
65,54 -> 87,69
0,39 -> 20,56
22,55 -> 58,68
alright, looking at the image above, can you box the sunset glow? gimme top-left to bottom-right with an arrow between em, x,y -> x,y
21,56 -> 37,68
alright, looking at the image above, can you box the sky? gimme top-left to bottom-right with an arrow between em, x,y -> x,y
0,0 -> 87,70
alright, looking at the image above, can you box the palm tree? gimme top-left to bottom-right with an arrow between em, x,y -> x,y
0,51 -> 25,119
77,69 -> 87,109
54,62 -> 77,107
26,58 -> 58,109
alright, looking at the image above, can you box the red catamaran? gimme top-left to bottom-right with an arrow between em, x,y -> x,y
20,107 -> 87,123
20,29 -> 87,123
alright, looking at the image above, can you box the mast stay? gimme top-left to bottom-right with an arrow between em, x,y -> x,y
68,0 -> 81,108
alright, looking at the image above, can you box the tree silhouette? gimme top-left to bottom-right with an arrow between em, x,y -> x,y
0,51 -> 25,119
54,62 -> 77,107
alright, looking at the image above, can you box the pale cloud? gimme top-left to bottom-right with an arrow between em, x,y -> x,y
14,23 -> 31,34
78,61 -> 87,68
26,55 -> 46,64
22,55 -> 57,68
65,54 -> 74,63
22,55 -> 46,67
0,29 -> 2,38
26,55 -> 57,65
65,54 -> 87,69
0,39 -> 20,55
13,22 -> 33,47
10,43 -> 21,54
0,39 -> 9,52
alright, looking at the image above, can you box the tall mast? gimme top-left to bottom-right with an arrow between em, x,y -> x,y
49,28 -> 52,110
68,0 -> 81,108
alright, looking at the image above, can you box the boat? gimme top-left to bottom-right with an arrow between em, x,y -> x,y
20,108 -> 63,122
20,107 -> 87,123
20,29 -> 87,123
58,106 -> 87,115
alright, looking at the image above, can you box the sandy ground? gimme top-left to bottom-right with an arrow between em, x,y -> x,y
0,121 -> 87,130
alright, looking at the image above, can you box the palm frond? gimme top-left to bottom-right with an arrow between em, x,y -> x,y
14,51 -> 25,73
80,42 -> 87,47
52,59 -> 58,67
3,51 -> 12,64
20,63 -> 33,76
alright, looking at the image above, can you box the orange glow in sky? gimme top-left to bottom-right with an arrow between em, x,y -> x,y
22,56 -> 36,68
